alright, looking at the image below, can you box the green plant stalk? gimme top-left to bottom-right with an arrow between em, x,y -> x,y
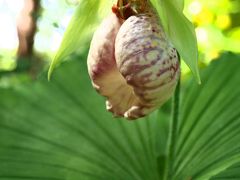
163,69 -> 181,180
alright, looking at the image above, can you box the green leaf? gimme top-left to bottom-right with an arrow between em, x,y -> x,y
49,0 -> 198,84
1,52 -> 240,179
165,0 -> 200,83
152,0 -> 200,83
0,53 -> 168,179
173,52 -> 240,179
48,0 -> 110,80
171,0 -> 184,11
211,162 -> 240,180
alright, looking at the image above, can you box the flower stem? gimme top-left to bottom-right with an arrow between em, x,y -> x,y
163,73 -> 181,180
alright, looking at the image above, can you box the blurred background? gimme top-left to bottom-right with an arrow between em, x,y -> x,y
0,0 -> 239,83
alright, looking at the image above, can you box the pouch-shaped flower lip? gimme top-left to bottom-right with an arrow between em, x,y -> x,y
87,1 -> 180,120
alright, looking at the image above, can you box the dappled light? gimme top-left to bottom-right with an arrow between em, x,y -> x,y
0,1 -> 240,179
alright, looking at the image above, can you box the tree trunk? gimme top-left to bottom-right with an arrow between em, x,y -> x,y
16,0 -> 41,73
17,0 -> 40,57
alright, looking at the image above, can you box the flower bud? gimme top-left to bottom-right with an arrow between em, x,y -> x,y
87,2 -> 180,120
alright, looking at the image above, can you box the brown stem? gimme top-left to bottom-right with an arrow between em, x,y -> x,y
112,0 -> 148,20
16,0 -> 43,77
17,0 -> 40,58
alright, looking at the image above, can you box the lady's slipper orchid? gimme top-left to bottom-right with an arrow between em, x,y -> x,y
87,0 -> 180,120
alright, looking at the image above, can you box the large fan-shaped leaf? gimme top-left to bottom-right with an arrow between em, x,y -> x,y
0,52 -> 240,180
211,162 -> 240,180
173,52 -> 240,179
0,53 -> 168,180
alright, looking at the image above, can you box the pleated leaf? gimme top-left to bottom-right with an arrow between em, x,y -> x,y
0,52 -> 240,180
211,162 -> 240,180
0,53 -> 168,180
173,52 -> 240,179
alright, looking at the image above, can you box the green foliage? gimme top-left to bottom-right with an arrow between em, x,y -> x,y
211,163 -> 240,180
152,0 -> 200,83
174,52 -> 240,179
0,52 -> 240,179
48,0 -> 109,80
173,0 -> 184,11
49,0 -> 200,83
1,53 -> 167,179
